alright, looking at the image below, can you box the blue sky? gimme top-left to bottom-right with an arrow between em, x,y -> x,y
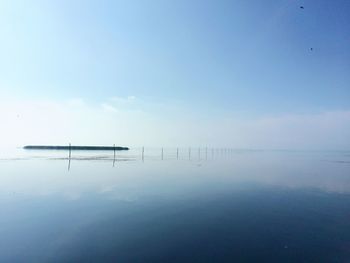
0,0 -> 349,148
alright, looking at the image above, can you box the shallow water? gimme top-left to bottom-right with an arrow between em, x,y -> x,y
0,148 -> 350,262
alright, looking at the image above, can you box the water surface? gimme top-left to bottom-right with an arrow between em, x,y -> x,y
0,148 -> 350,262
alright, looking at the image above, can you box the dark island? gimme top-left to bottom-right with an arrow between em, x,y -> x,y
23,145 -> 129,151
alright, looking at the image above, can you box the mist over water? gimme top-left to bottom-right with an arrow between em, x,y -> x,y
1,148 -> 350,262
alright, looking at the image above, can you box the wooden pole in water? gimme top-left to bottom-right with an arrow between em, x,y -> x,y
176,148 -> 179,160
189,147 -> 191,160
198,147 -> 200,160
161,147 -> 164,160
69,143 -> 72,159
68,143 -> 71,171
142,146 -> 144,162
113,144 -> 116,166
205,147 -> 208,160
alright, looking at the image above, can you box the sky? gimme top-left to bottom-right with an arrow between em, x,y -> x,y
0,0 -> 349,149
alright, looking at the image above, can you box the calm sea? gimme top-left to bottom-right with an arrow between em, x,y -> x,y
1,148 -> 350,262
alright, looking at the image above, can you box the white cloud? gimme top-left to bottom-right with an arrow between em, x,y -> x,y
101,103 -> 118,113
110,95 -> 137,104
104,95 -> 140,112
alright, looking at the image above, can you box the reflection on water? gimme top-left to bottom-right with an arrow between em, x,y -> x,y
0,149 -> 350,262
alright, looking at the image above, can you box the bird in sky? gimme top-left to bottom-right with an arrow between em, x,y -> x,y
300,6 -> 304,9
